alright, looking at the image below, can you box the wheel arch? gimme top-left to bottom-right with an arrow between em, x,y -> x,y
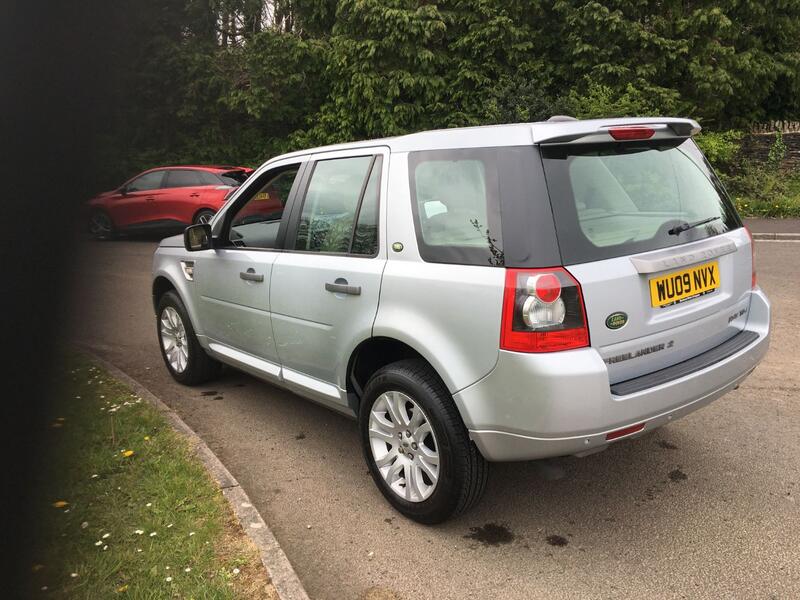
152,275 -> 177,314
191,206 -> 217,224
345,336 -> 449,414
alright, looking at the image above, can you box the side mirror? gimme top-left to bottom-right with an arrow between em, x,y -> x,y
184,223 -> 213,251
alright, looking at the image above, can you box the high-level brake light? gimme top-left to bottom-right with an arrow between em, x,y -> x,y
608,126 -> 655,141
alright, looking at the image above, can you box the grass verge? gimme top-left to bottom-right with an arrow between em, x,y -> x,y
27,357 -> 277,599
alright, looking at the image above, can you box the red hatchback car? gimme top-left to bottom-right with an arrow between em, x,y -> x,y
87,165 -> 253,238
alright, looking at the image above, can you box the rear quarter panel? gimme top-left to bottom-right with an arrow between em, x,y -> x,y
373,152 -> 504,393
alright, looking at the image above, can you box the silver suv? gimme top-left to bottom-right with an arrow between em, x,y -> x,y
152,117 -> 770,523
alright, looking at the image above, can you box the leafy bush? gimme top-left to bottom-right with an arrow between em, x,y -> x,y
695,130 -> 744,170
767,131 -> 788,170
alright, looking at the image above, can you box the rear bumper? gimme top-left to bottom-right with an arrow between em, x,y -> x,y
454,288 -> 771,461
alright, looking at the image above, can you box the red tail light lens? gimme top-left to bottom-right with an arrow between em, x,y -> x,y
501,267 -> 590,353
530,272 -> 561,303
745,227 -> 757,288
608,126 -> 655,141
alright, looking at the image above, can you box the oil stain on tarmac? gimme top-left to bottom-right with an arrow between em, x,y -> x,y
464,522 -> 515,546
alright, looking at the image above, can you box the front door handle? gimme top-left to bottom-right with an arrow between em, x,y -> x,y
189,192 -> 200,198
240,268 -> 264,283
145,196 -> 155,202
325,281 -> 361,296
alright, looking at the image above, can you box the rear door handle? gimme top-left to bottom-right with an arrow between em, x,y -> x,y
145,196 -> 155,202
189,192 -> 200,197
240,268 -> 264,283
325,281 -> 361,296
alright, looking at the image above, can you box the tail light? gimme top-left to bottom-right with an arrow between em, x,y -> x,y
745,227 -> 757,288
501,267 -> 590,352
608,126 -> 655,141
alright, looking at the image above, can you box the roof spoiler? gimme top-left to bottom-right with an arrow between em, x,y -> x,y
531,117 -> 701,145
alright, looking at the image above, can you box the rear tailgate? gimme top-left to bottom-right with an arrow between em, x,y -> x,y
538,120 -> 753,385
568,229 -> 752,384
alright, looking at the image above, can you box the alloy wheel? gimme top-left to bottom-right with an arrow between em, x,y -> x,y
368,391 -> 440,502
160,306 -> 189,373
89,213 -> 112,236
196,211 -> 214,225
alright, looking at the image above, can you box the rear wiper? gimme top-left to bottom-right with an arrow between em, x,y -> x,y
668,216 -> 721,236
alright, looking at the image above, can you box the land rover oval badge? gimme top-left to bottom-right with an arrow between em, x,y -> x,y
606,312 -> 628,330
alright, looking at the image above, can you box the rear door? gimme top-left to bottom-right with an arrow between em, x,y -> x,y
540,135 -> 752,384
269,148 -> 388,407
161,169 -> 215,224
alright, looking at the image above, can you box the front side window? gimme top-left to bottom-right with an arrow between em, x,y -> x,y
294,155 -> 380,254
227,166 -> 300,249
127,170 -> 165,192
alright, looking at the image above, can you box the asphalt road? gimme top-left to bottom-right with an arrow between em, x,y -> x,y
67,237 -> 799,600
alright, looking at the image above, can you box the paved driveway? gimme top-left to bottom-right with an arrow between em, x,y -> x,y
68,237 -> 799,599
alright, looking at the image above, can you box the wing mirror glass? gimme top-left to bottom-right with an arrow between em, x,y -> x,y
184,223 -> 212,251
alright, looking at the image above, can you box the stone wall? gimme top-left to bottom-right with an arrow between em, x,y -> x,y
739,122 -> 800,171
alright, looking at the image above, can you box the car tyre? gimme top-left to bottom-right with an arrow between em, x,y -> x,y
193,209 -> 216,225
88,210 -> 116,240
156,290 -> 221,385
359,359 -> 488,524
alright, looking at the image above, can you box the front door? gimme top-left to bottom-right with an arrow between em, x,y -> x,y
111,169 -> 167,227
194,161 -> 304,379
270,149 -> 388,406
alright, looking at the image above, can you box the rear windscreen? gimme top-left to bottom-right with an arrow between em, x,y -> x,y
541,139 -> 741,265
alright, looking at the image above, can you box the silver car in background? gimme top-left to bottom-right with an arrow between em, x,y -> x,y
152,117 -> 770,523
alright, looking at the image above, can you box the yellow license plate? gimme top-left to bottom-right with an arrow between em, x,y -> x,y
649,261 -> 719,308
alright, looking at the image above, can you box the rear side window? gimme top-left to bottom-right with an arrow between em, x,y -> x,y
541,139 -> 741,264
198,171 -> 224,185
164,170 -> 205,188
408,148 -> 503,266
221,170 -> 250,185
294,155 -> 381,255
351,157 -> 382,255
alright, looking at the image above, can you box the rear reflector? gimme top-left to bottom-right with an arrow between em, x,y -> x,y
745,227 -> 757,288
608,126 -> 655,141
605,422 -> 646,441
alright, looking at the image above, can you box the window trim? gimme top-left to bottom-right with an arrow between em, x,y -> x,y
283,153 -> 383,259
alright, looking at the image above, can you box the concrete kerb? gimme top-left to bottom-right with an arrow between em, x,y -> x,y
751,232 -> 800,241
82,349 -> 310,600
